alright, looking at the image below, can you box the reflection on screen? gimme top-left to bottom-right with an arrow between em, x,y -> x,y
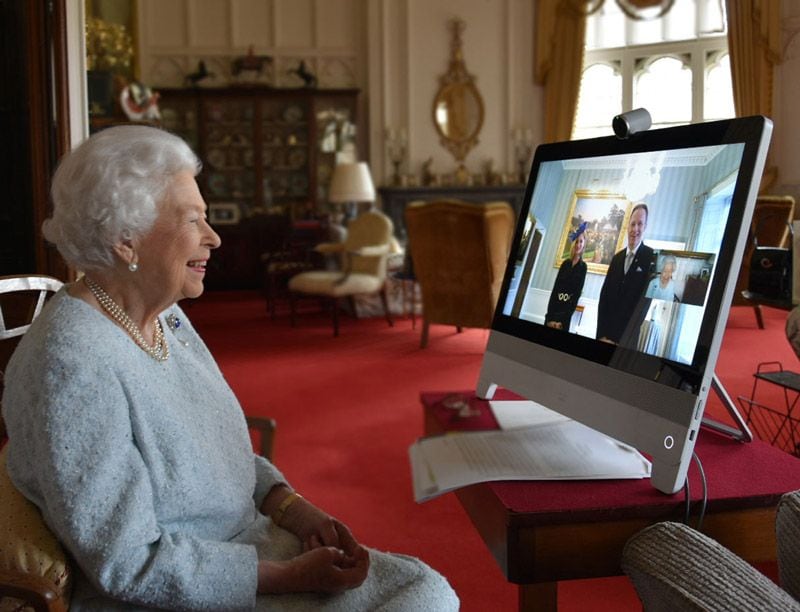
501,143 -> 745,366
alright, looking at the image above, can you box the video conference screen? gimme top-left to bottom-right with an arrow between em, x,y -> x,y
500,143 -> 745,368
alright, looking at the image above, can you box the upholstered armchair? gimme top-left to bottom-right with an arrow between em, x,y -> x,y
734,194 -> 795,327
404,200 -> 515,348
0,417 -> 276,612
0,275 -> 277,610
622,490 -> 800,611
287,209 -> 395,336
623,307 -> 800,610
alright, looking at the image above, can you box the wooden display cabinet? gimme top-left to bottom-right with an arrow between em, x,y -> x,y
158,87 -> 359,289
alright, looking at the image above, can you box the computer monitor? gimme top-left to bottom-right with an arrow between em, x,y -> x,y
476,116 -> 772,494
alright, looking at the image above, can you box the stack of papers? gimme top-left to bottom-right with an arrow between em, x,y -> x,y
410,400 -> 651,503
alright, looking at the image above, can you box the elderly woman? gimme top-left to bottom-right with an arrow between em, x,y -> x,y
2,126 -> 458,611
645,254 -> 677,302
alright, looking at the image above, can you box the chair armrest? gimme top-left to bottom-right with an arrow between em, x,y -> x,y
314,242 -> 346,255
0,567 -> 68,612
622,521 -> 799,612
778,490 -> 800,601
786,307 -> 800,359
246,416 -> 277,461
350,244 -> 390,257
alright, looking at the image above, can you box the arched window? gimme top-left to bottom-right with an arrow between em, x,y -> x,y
574,63 -> 623,139
633,55 -> 692,129
704,51 -> 735,121
572,0 -> 732,140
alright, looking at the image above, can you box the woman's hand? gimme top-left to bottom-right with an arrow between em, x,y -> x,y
257,545 -> 369,594
280,496 -> 358,554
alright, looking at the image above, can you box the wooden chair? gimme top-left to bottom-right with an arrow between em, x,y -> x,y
259,216 -> 328,319
734,195 -> 796,328
0,275 -> 276,611
287,209 -> 395,336
404,200 -> 515,347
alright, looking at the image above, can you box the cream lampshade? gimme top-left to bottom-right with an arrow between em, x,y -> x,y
328,162 -> 376,206
328,162 -> 375,204
327,162 -> 376,225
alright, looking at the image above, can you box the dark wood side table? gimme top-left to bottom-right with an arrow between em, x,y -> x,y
421,389 -> 800,611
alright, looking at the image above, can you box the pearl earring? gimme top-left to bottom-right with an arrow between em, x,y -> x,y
129,262 -> 139,272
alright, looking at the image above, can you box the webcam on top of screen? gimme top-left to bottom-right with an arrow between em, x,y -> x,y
613,108 -> 652,139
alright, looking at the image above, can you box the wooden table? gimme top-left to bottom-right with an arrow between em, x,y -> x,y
421,390 -> 800,611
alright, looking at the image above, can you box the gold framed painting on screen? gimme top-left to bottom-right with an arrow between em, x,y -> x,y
555,190 -> 631,275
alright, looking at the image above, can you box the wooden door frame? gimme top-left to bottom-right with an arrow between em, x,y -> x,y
26,0 -> 72,280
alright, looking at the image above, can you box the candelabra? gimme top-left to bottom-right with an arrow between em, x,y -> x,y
385,127 -> 407,186
512,128 -> 534,184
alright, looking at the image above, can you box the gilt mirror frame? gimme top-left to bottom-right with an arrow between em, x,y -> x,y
432,18 -> 485,165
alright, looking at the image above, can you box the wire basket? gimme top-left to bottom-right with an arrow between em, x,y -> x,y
737,395 -> 800,457
737,362 -> 800,457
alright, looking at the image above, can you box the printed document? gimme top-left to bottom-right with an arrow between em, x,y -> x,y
410,416 -> 651,503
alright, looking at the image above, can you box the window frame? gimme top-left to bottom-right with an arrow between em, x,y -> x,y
574,34 -> 729,138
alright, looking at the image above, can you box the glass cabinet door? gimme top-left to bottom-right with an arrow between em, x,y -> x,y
159,95 -> 199,151
201,97 -> 256,218
260,98 -> 311,216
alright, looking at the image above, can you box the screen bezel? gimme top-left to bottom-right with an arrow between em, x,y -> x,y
490,117 -> 770,394
477,116 -> 772,493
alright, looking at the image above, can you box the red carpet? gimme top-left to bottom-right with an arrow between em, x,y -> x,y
188,293 -> 797,611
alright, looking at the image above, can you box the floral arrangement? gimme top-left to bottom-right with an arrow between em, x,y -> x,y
85,16 -> 134,75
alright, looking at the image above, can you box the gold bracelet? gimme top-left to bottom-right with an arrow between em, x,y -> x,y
271,491 -> 302,526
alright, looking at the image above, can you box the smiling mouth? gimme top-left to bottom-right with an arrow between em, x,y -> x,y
187,260 -> 207,271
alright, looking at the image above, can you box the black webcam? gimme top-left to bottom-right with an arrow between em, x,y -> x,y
612,108 -> 652,139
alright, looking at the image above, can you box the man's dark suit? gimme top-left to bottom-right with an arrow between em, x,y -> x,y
596,244 -> 655,345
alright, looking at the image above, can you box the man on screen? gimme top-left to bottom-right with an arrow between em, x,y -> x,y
596,203 -> 655,345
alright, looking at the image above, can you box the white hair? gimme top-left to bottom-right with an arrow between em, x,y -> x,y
43,125 -> 201,271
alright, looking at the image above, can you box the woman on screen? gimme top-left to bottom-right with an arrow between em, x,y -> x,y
545,222 -> 587,330
645,254 -> 677,301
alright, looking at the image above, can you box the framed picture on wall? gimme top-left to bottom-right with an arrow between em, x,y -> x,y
555,190 -> 630,275
208,202 -> 241,226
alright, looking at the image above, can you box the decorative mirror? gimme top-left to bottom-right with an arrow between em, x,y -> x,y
432,18 -> 484,174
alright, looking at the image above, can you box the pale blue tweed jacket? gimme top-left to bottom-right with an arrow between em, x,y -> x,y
3,290 -> 460,611
3,290 -> 285,610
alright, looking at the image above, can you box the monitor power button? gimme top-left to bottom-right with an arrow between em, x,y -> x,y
663,435 -> 675,450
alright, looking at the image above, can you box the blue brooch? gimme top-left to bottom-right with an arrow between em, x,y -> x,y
166,313 -> 189,347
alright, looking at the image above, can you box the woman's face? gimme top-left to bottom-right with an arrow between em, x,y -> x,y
135,172 -> 221,305
571,233 -> 586,258
661,261 -> 674,282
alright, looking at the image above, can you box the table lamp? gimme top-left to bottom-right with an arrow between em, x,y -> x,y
328,162 -> 376,222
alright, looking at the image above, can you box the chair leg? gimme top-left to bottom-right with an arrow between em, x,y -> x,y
289,293 -> 297,327
331,298 -> 340,337
410,282 -> 416,330
380,287 -> 394,327
268,275 -> 279,319
346,296 -> 357,317
420,320 -> 430,348
456,326 -> 463,333
754,304 -> 765,329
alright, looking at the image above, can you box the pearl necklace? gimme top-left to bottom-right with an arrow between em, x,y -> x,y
84,276 -> 169,362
